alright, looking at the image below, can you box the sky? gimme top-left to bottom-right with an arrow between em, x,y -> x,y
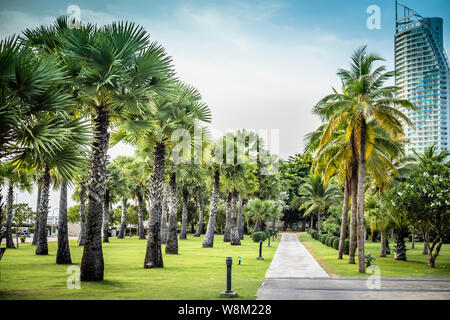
1,0 -> 449,211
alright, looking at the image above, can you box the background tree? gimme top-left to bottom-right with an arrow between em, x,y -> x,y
0,163 -> 32,248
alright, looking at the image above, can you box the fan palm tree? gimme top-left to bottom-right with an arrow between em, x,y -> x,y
297,174 -> 340,233
126,158 -> 151,239
24,18 -> 174,280
117,82 -> 211,265
0,163 -> 32,248
107,156 -> 133,239
312,46 -> 415,272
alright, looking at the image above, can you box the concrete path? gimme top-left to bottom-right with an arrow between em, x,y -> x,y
262,233 -> 329,278
256,233 -> 450,300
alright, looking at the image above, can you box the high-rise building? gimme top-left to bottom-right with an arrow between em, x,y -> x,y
395,2 -> 450,155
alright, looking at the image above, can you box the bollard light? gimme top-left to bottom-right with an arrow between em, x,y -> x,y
238,256 -> 241,265
267,235 -> 271,247
220,257 -> 237,297
257,240 -> 264,260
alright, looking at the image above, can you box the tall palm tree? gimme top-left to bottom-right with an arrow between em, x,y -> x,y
56,20 -> 172,281
56,177 -> 72,264
117,82 -> 211,265
312,46 -> 415,272
298,174 -> 340,232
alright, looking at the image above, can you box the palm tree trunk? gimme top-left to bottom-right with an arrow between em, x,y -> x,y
0,185 -> 3,243
357,118 -> 367,273
118,198 -> 127,238
80,107 -> 109,282
144,142 -> 165,268
349,161 -> 358,264
102,189 -> 110,243
36,165 -> 50,255
230,191 -> 240,245
317,209 -> 321,232
160,184 -> 168,244
310,213 -> 314,230
165,172 -> 179,254
79,181 -> 87,245
379,229 -> 387,257
32,181 -> 42,245
337,174 -> 350,259
5,182 -> 15,248
237,195 -> 244,240
137,192 -> 146,240
194,197 -> 205,237
179,188 -> 189,239
252,219 -> 261,233
223,192 -> 232,242
394,229 -> 407,261
411,231 -> 415,249
203,168 -> 220,248
56,178 -> 72,264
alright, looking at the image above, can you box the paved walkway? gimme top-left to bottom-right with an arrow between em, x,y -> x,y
256,233 -> 450,300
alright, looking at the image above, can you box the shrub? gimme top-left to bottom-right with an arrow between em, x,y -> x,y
333,237 -> 340,250
320,234 -> 328,244
365,252 -> 376,267
343,239 -> 350,255
252,232 -> 267,242
326,236 -> 334,247
265,228 -> 273,236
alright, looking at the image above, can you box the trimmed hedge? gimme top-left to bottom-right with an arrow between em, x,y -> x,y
252,231 -> 267,242
307,230 -> 349,254
332,237 -> 340,250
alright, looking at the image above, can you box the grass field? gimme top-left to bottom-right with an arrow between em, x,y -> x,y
0,234 -> 278,300
299,233 -> 450,278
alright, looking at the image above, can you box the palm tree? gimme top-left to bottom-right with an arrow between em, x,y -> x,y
108,156 -> 134,239
126,158 -> 151,239
0,163 -> 32,248
55,20 -> 172,281
297,174 -> 340,232
365,195 -> 391,257
116,82 -> 211,265
56,177 -> 72,264
381,190 -> 409,261
202,162 -> 221,248
312,46 -> 415,272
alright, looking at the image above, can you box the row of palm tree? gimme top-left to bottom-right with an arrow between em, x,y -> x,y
304,46 -> 415,273
0,16 -> 286,282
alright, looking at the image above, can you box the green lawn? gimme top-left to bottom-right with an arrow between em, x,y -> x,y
299,233 -> 450,278
0,234 -> 278,300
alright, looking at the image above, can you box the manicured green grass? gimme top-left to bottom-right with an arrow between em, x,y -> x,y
299,233 -> 450,278
0,234 -> 278,300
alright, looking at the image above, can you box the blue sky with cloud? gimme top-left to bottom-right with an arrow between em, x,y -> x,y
1,0 -> 449,208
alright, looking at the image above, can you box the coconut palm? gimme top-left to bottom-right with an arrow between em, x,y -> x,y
312,46 -> 415,272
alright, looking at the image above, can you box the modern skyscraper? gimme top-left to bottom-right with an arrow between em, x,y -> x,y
395,2 -> 450,155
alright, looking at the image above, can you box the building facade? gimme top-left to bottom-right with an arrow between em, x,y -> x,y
395,2 -> 450,155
